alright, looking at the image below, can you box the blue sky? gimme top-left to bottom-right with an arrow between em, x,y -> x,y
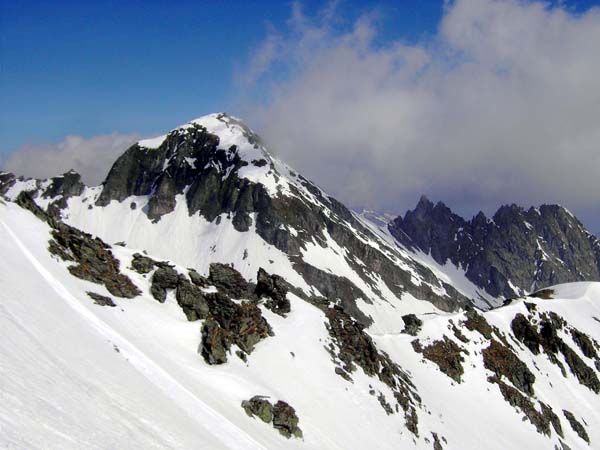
0,0 -> 445,154
2,0 -> 600,230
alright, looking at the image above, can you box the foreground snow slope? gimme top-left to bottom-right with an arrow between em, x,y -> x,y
2,198 -> 600,449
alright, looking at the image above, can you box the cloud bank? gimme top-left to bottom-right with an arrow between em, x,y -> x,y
240,0 -> 600,227
2,133 -> 139,185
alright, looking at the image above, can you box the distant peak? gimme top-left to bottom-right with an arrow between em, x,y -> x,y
415,195 -> 434,210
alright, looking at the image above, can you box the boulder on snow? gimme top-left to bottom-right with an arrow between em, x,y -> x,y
242,396 -> 273,423
401,314 -> 423,336
150,265 -> 179,302
131,253 -> 157,274
255,268 -> 291,316
241,396 -> 302,439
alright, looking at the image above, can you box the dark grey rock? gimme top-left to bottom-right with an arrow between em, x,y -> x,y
255,268 -> 291,316
200,319 -> 229,364
131,253 -> 157,274
241,396 -> 273,423
198,283 -> 273,364
209,263 -> 255,300
175,278 -> 210,321
42,170 -> 85,199
86,291 -> 116,307
0,172 -> 16,196
272,401 -> 302,439
188,268 -> 209,287
563,410 -> 589,443
390,197 -> 600,299
150,266 -> 179,302
401,314 -> 423,336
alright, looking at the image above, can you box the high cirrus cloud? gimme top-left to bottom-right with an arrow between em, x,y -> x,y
240,0 -> 600,227
2,133 -> 139,185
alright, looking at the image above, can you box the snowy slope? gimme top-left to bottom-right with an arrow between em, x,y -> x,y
2,198 -> 600,449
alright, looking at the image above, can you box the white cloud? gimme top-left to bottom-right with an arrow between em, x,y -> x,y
2,133 -> 139,185
239,0 -> 600,228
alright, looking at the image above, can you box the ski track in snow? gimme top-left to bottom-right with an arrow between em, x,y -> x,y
0,220 -> 268,450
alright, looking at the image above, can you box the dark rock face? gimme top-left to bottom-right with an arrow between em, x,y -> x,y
208,263 -> 256,300
0,172 -> 16,196
49,224 -> 141,298
188,268 -> 209,287
198,285 -> 273,364
255,268 -> 290,316
42,171 -> 85,218
511,311 -> 600,393
42,170 -> 85,200
463,308 -> 494,339
563,410 -> 590,443
494,379 -> 562,437
511,313 -> 542,354
96,118 -> 260,229
483,339 -> 536,396
241,397 -> 302,439
389,196 -> 600,299
201,319 -> 230,364
415,336 -> 465,383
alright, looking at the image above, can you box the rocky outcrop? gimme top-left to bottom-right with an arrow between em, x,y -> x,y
0,172 -> 16,196
150,265 -> 180,302
48,223 -> 141,298
176,278 -> 210,321
272,401 -> 303,439
414,336 -> 465,383
511,311 -> 600,393
401,314 -> 423,336
15,191 -> 140,298
321,303 -> 421,435
86,291 -> 116,307
389,196 -> 600,299
130,253 -> 157,274
563,410 -> 589,443
242,396 -> 302,439
201,291 -> 272,359
255,268 -> 290,316
42,170 -> 85,199
208,263 -> 256,300
483,339 -> 536,396
242,396 -> 273,423
494,379 -> 562,437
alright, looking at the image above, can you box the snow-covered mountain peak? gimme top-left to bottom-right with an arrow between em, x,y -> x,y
138,112 -> 266,158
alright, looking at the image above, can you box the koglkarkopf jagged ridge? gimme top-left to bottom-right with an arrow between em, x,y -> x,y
389,195 -> 600,300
